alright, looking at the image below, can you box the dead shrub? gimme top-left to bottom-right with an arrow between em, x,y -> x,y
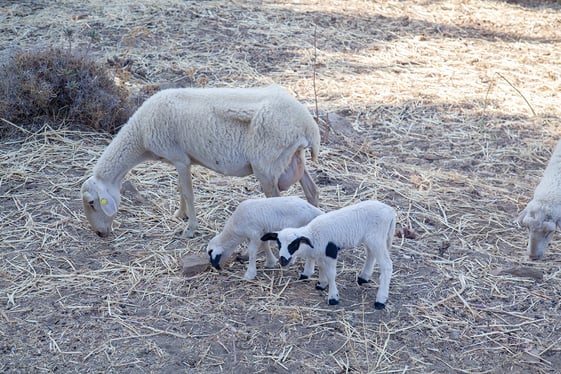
0,46 -> 133,138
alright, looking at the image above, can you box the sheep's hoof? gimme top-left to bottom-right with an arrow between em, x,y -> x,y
181,230 -> 195,238
357,277 -> 369,286
264,259 -> 278,269
174,209 -> 187,220
299,274 -> 309,280
328,298 -> 339,305
374,302 -> 386,310
315,282 -> 327,291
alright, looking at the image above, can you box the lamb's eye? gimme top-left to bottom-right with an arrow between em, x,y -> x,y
88,200 -> 96,211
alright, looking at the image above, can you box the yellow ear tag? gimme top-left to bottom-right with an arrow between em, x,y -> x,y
100,198 -> 108,206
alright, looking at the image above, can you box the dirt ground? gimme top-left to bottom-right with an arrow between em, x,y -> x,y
2,0 -> 561,373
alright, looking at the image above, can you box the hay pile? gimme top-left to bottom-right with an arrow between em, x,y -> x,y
1,0 -> 561,372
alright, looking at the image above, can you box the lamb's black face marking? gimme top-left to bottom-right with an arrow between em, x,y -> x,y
287,238 -> 301,255
288,236 -> 313,255
208,250 -> 222,270
325,242 -> 339,259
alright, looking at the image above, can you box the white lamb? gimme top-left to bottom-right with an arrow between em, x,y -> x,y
80,85 -> 320,238
207,196 -> 323,280
261,200 -> 395,309
517,139 -> 561,260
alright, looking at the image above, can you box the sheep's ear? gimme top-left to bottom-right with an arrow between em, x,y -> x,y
261,232 -> 278,241
299,236 -> 313,248
99,193 -> 117,216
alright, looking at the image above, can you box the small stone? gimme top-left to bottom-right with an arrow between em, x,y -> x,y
181,254 -> 210,277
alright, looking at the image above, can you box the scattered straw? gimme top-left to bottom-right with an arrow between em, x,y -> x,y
1,0 -> 561,373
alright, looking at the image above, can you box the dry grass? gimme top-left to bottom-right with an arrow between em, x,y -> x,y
2,0 -> 561,373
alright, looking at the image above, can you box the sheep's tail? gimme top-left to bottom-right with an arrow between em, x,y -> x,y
310,140 -> 319,162
307,126 -> 320,163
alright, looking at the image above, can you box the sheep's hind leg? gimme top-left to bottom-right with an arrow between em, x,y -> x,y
372,241 -> 393,310
299,168 -> 319,207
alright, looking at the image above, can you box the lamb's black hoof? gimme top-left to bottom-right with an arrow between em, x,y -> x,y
374,302 -> 386,310
315,282 -> 327,291
357,277 -> 369,286
299,274 -> 309,280
328,298 -> 339,305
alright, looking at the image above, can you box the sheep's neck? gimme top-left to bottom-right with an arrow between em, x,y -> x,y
93,125 -> 148,186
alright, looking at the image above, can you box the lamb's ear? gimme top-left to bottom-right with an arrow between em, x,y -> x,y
99,193 -> 118,216
299,236 -> 314,248
261,232 -> 278,241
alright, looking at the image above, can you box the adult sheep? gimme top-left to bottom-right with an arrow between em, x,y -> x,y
81,85 -> 320,238
517,139 -> 561,260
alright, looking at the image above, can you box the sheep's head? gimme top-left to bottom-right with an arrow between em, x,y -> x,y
261,231 -> 313,267
517,201 -> 560,260
81,176 -> 119,237
207,236 -> 231,270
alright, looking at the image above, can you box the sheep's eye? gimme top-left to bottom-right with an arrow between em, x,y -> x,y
88,200 -> 96,211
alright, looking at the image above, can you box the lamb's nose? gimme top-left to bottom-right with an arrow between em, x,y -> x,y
210,253 -> 222,270
279,256 -> 290,267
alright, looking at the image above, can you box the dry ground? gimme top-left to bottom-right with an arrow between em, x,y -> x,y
2,0 -> 561,373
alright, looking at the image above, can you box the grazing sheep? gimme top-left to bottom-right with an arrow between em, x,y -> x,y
517,140 -> 561,260
207,196 -> 323,280
81,85 -> 320,238
262,200 -> 395,309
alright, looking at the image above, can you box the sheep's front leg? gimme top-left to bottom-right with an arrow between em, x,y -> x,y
174,163 -> 198,238
254,170 -> 281,198
244,240 -> 260,280
357,243 -> 378,286
315,263 -> 329,290
316,260 -> 339,305
299,258 -> 316,280
323,260 -> 339,305
261,241 -> 277,269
